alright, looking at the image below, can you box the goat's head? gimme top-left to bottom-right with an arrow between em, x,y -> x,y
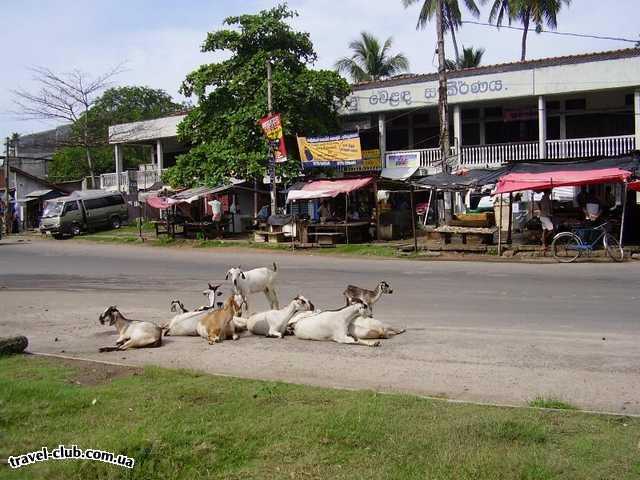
293,295 -> 314,312
379,281 -> 393,295
223,294 -> 245,316
203,283 -> 224,306
170,300 -> 185,313
351,299 -> 372,318
225,267 -> 246,289
98,306 -> 121,326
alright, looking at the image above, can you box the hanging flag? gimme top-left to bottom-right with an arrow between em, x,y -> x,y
259,113 -> 288,163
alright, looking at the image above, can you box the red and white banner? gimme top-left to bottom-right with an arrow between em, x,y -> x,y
259,113 -> 288,163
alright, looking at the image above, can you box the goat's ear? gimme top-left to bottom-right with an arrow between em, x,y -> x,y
225,271 -> 229,280
208,282 -> 214,290
241,272 -> 246,279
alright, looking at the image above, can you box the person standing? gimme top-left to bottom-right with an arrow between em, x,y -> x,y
536,190 -> 554,249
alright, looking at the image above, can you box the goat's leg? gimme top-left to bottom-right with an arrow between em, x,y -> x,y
117,339 -> 138,350
265,287 -> 279,310
334,335 -> 380,347
115,335 -> 129,346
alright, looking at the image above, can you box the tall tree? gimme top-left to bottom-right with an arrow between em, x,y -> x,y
49,86 -> 183,182
402,0 -> 480,65
445,45 -> 485,69
12,65 -> 123,185
486,0 -> 572,61
165,5 -> 351,188
335,32 -> 410,83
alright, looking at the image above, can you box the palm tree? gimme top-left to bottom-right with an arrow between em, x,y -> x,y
335,32 -> 410,83
486,0 -> 572,61
446,45 -> 485,69
402,0 -> 480,65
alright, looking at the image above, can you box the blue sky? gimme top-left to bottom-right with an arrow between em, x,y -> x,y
1,0 -> 638,140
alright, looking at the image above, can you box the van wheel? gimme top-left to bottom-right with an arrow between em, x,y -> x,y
71,225 -> 81,236
110,216 -> 121,229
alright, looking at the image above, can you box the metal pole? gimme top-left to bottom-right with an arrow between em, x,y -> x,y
267,60 -> 277,216
507,192 -> 513,244
619,182 -> 628,247
4,138 -> 10,235
345,193 -> 349,244
410,184 -> 418,253
497,194 -> 503,256
436,0 -> 450,173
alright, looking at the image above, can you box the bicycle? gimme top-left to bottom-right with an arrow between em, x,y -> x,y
551,221 -> 624,263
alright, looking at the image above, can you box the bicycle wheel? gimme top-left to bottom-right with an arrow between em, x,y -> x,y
604,233 -> 624,262
552,232 -> 582,263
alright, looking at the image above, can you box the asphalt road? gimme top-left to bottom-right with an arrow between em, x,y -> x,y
1,238 -> 639,414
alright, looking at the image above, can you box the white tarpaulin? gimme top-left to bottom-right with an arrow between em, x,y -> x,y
380,166 -> 419,181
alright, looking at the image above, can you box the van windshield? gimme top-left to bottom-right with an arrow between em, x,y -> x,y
42,201 -> 64,218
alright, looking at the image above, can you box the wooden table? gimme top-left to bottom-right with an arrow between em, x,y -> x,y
184,221 -> 222,239
307,221 -> 370,244
433,225 -> 497,245
151,219 -> 184,239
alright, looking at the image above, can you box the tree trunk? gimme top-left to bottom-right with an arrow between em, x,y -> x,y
520,10 -> 531,62
85,145 -> 95,189
0,336 -> 28,355
450,27 -> 461,67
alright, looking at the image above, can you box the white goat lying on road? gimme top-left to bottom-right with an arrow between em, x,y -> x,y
287,310 -> 405,340
237,295 -> 314,338
293,301 -> 381,347
349,316 -> 405,339
98,306 -> 162,351
226,262 -> 279,315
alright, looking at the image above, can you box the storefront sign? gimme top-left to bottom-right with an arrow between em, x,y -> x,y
297,133 -> 363,168
385,152 -> 420,169
259,113 -> 287,163
361,149 -> 381,169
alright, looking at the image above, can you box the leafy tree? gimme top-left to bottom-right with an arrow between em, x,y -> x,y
335,32 -> 410,82
485,0 -> 572,61
402,0 -> 480,65
445,45 -> 485,69
49,86 -> 183,182
164,5 -> 351,188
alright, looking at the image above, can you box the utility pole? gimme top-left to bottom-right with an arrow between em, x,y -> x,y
436,0 -> 451,173
4,137 -> 10,235
266,60 -> 277,216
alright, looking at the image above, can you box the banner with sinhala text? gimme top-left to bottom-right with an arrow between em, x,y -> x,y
297,133 -> 363,168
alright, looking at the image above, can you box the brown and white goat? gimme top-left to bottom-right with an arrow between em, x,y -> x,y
196,295 -> 244,344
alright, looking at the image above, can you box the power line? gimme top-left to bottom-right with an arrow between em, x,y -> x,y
461,20 -> 639,44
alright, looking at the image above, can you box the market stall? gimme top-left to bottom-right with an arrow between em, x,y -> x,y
286,177 -> 375,245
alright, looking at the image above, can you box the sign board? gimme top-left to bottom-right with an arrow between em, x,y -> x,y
361,149 -> 381,170
297,133 -> 363,168
259,113 -> 288,163
385,151 -> 420,169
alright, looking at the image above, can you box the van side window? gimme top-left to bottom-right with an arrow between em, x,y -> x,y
106,195 -> 125,206
84,198 -> 108,210
63,201 -> 79,213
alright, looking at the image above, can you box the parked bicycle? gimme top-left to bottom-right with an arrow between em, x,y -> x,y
551,221 -> 624,263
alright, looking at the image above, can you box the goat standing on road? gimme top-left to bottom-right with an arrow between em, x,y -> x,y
98,306 -> 162,351
343,281 -> 393,313
226,262 -> 279,315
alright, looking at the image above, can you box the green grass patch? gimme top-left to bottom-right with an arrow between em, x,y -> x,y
529,396 -> 578,411
322,243 -> 399,257
1,355 -> 639,480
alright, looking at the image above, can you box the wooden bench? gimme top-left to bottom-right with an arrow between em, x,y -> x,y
434,226 -> 496,245
309,232 -> 344,246
254,230 -> 287,244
